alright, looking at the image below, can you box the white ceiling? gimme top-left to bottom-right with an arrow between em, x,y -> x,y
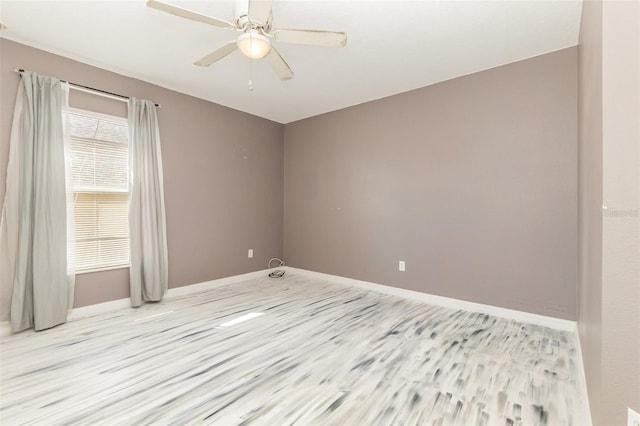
0,0 -> 582,124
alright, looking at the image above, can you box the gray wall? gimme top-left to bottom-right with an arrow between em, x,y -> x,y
0,42 -> 582,324
0,39 -> 284,318
284,47 -> 578,320
577,0 -> 604,420
578,0 -> 640,424
600,1 -> 640,422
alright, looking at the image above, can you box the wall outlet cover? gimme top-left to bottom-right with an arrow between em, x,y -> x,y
248,249 -> 253,258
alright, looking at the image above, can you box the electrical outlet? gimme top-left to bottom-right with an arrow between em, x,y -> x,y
629,408 -> 640,426
398,261 -> 406,272
248,249 -> 253,258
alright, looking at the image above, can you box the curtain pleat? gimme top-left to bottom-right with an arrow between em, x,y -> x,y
0,72 -> 72,332
128,98 -> 168,307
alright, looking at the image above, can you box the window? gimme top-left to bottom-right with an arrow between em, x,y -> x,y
66,109 -> 129,272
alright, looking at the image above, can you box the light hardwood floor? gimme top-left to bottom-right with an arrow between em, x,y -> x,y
0,273 -> 588,425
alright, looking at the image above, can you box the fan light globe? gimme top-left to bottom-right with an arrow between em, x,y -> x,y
237,32 -> 271,59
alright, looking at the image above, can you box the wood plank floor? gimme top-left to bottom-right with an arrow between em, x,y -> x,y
0,273 -> 588,425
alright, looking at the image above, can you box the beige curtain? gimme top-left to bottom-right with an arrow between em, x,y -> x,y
128,98 -> 168,307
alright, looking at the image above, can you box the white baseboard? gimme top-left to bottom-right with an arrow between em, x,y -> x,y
67,297 -> 132,322
283,266 -> 577,332
0,321 -> 12,339
1,268 -> 271,338
164,268 -> 270,299
574,327 -> 593,426
2,267 -> 576,334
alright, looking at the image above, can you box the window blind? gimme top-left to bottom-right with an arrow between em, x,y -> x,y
67,109 -> 129,272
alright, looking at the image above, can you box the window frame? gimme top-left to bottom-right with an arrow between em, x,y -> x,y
66,107 -> 130,275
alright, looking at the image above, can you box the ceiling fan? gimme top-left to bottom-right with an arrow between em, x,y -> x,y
146,0 -> 347,80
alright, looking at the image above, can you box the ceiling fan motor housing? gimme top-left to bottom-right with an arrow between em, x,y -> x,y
234,0 -> 272,32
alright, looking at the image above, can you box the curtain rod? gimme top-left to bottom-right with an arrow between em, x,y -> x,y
13,68 -> 161,108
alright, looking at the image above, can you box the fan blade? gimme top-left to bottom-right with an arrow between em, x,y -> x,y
272,29 -> 347,47
147,0 -> 237,30
265,47 -> 294,80
248,0 -> 272,25
194,42 -> 238,67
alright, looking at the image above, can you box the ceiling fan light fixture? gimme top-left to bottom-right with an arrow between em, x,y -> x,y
237,31 -> 271,59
